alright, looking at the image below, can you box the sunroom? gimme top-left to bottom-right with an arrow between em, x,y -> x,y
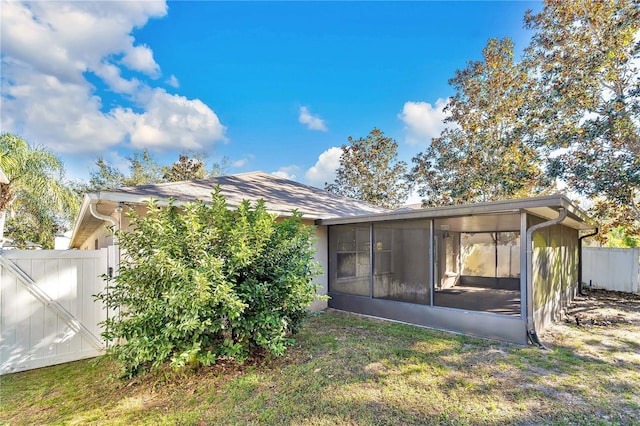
320,194 -> 596,344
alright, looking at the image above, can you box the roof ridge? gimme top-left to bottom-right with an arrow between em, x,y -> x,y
111,170 -> 268,191
98,170 -> 389,213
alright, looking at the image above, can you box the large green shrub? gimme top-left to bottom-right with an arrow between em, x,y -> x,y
98,189 -> 322,378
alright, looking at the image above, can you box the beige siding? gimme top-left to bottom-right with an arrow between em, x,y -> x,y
78,210 -> 329,310
529,215 -> 579,330
311,224 -> 328,310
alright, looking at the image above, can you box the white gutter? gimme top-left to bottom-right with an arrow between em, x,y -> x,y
525,207 -> 567,348
89,202 -> 118,228
70,193 -> 121,249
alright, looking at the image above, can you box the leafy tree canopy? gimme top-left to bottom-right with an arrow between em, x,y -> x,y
524,0 -> 640,236
86,149 -> 163,191
83,150 -> 230,191
411,38 -> 553,206
326,128 -> 409,209
0,133 -> 78,249
163,153 -> 207,182
601,225 -> 640,248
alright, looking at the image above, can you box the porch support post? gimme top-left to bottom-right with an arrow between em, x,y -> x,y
430,219 -> 434,307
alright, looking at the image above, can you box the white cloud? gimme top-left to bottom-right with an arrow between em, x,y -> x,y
115,88 -> 226,150
121,44 -> 160,77
166,74 -> 180,88
0,1 -> 225,156
94,62 -> 142,94
271,165 -> 300,181
230,154 -> 255,168
231,159 -> 248,168
0,1 -> 166,84
1,66 -> 128,153
298,106 -> 328,132
305,147 -> 343,188
398,98 -> 451,145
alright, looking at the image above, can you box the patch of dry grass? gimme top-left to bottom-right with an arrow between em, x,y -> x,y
1,289 -> 639,425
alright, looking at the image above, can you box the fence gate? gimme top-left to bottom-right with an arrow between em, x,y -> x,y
0,248 -> 116,375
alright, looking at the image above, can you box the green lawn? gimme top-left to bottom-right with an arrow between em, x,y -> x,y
2,293 -> 639,425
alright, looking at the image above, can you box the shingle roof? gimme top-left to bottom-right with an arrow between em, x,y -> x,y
70,171 -> 388,248
99,171 -> 388,219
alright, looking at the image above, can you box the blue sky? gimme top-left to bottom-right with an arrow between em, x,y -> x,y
1,1 -> 540,196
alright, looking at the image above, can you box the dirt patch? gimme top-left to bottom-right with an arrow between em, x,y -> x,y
561,288 -> 640,327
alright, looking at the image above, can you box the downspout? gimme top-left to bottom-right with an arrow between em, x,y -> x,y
0,167 -> 10,250
577,228 -> 599,296
88,201 -> 119,349
525,207 -> 567,349
89,202 -> 118,229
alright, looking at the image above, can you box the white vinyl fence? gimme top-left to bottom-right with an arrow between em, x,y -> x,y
0,249 -> 116,375
582,247 -> 640,294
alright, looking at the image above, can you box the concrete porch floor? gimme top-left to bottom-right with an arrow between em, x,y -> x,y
434,286 -> 521,316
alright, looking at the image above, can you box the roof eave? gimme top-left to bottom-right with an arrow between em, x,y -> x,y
69,193 -> 98,248
318,194 -> 597,230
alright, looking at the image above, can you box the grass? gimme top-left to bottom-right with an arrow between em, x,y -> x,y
2,291 -> 639,425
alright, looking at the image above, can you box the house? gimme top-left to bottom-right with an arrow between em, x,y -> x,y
70,171 -> 597,344
69,171 -> 388,310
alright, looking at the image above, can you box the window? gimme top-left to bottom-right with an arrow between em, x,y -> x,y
435,229 -> 521,315
337,253 -> 357,279
460,232 -> 520,278
329,225 -> 370,296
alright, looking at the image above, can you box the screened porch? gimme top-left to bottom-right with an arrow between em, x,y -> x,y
328,212 -> 523,317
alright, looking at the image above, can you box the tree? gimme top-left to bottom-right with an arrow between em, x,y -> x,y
162,153 -> 207,182
162,153 -> 229,182
4,193 -> 64,249
97,190 -> 321,378
125,149 -> 164,186
325,128 -> 409,209
85,151 -> 230,191
86,149 -> 163,191
209,156 -> 230,178
603,225 -> 640,248
0,133 -> 78,248
411,38 -> 552,206
87,157 -> 126,191
523,0 -> 640,236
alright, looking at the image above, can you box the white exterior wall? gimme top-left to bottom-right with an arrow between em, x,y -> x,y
79,213 -> 330,310
310,224 -> 328,311
77,206 -> 142,250
583,247 -> 640,294
79,226 -> 113,250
